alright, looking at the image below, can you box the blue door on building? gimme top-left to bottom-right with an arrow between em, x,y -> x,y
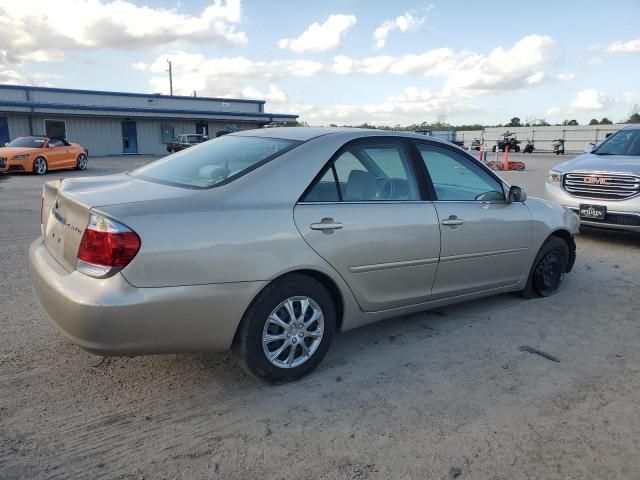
0,117 -> 9,145
122,120 -> 138,154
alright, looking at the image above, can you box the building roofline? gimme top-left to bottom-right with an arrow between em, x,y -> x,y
0,100 -> 298,120
0,84 -> 267,105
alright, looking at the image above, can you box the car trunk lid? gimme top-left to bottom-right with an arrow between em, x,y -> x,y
41,174 -> 191,272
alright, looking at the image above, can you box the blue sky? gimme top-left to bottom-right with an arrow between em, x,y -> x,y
1,0 -> 639,125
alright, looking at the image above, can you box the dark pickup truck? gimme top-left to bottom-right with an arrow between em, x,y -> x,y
167,134 -> 208,153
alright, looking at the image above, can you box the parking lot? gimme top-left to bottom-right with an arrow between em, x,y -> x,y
1,153 -> 639,479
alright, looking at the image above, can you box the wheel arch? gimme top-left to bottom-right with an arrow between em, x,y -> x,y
233,268 -> 346,348
32,155 -> 48,172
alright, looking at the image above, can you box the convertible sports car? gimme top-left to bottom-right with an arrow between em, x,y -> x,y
30,128 -> 579,382
0,136 -> 88,175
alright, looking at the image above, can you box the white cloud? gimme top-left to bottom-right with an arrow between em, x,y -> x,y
278,14 -> 356,53
135,52 -> 322,97
546,89 -> 612,117
0,0 -> 246,67
606,38 -> 640,53
373,8 -> 430,50
557,73 -> 576,81
329,35 -> 558,97
241,84 -> 287,103
139,34 -> 556,100
570,89 -> 611,111
289,86 -> 476,125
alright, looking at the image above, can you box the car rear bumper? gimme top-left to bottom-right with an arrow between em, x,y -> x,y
29,237 -> 265,355
545,182 -> 640,232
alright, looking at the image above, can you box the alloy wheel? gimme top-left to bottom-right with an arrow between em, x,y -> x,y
34,158 -> 47,175
262,296 -> 324,369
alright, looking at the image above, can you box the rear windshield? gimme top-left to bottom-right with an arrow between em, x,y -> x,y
132,135 -> 299,188
7,137 -> 47,148
593,129 -> 640,156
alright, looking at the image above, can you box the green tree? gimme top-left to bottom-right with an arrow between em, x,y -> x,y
600,117 -> 613,125
562,119 -> 579,126
589,118 -> 599,125
532,119 -> 550,127
507,117 -> 522,127
628,113 -> 640,123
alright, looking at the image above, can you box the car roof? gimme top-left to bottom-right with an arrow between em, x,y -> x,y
230,126 -> 455,145
622,123 -> 640,130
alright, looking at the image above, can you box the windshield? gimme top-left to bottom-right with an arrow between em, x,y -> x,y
132,135 -> 300,188
7,137 -> 47,148
593,129 -> 640,156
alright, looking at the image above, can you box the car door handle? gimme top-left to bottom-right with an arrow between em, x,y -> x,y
441,215 -> 464,227
310,219 -> 343,231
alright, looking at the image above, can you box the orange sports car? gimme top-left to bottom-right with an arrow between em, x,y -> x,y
0,136 -> 88,175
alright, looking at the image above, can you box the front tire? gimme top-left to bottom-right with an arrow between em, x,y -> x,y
234,274 -> 336,382
520,236 -> 569,298
33,157 -> 48,175
76,153 -> 88,170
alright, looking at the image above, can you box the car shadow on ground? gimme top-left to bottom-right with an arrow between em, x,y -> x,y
578,226 -> 639,248
80,289 -> 527,397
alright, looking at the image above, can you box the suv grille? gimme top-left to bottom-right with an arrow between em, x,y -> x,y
563,172 -> 640,200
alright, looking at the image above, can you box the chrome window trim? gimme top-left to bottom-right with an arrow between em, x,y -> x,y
297,200 -> 435,205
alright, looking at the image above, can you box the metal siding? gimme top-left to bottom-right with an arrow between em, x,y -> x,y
5,114 -> 31,139
28,89 -> 261,113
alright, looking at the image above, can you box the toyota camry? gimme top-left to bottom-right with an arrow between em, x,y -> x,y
30,128 -> 579,382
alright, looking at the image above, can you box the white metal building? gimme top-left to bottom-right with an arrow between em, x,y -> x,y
0,85 -> 298,156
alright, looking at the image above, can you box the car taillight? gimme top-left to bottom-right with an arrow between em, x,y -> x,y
76,213 -> 141,278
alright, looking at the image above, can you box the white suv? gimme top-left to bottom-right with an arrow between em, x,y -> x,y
546,124 -> 640,233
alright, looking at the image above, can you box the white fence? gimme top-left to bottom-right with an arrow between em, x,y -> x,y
454,124 -> 625,153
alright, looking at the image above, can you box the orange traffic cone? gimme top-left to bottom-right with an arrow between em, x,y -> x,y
503,145 -> 510,170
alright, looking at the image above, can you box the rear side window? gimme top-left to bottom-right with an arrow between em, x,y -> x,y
132,135 -> 299,189
303,140 -> 420,202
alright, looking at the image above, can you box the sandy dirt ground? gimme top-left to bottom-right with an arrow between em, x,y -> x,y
1,153 -> 639,479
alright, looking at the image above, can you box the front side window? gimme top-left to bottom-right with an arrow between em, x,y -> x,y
417,144 -> 505,201
593,129 -> 640,156
132,135 -> 299,189
304,141 -> 420,202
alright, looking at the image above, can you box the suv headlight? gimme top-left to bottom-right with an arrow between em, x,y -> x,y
12,154 -> 29,160
547,169 -> 562,184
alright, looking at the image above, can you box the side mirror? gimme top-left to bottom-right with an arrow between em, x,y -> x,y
584,143 -> 596,153
508,185 -> 527,203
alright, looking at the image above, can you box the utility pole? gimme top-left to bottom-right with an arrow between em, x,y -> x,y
166,59 -> 173,96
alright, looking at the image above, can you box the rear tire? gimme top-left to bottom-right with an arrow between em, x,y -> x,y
520,236 -> 569,299
233,274 -> 336,382
33,157 -> 48,175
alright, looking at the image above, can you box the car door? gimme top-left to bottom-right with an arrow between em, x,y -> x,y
414,141 -> 532,300
294,138 -> 441,312
46,139 -> 72,168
